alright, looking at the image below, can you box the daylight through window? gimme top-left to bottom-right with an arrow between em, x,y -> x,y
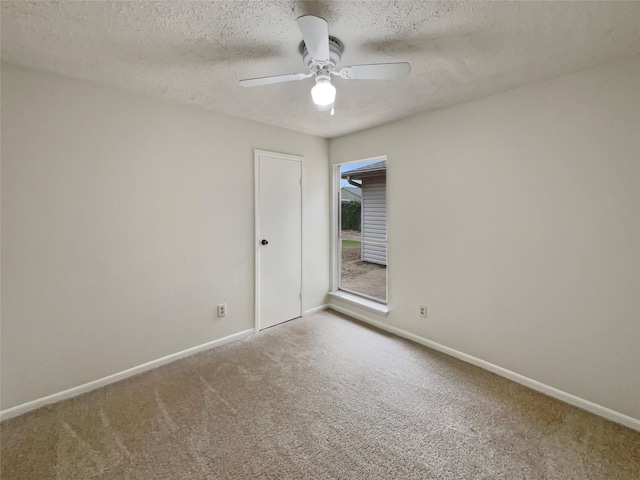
338,158 -> 387,303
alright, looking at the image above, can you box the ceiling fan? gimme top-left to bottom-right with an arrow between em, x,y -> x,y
239,15 -> 411,112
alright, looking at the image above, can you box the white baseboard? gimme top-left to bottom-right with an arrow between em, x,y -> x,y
304,304 -> 329,315
328,304 -> 640,432
0,329 -> 254,422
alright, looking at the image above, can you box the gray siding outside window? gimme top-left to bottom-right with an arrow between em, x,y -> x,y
362,175 -> 387,265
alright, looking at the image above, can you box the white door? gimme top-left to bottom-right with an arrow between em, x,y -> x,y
255,150 -> 302,330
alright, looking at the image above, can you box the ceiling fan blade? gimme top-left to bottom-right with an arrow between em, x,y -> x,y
297,15 -> 330,62
337,62 -> 411,80
239,72 -> 311,87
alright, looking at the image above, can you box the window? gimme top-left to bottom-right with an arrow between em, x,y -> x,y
336,157 -> 387,304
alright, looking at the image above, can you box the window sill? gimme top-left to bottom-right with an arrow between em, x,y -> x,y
329,291 -> 389,316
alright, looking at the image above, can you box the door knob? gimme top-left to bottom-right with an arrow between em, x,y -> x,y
261,239 -> 269,245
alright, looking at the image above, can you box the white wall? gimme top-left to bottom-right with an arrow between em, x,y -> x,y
330,59 -> 640,420
1,64 -> 329,409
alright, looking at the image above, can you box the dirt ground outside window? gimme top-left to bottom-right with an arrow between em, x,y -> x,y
340,238 -> 386,301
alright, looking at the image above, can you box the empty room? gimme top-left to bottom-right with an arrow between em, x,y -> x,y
1,1 -> 639,479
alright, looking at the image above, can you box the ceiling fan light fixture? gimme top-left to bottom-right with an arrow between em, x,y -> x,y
238,15 -> 411,114
311,78 -> 336,106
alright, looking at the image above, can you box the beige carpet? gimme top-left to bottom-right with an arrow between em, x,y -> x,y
2,310 -> 639,479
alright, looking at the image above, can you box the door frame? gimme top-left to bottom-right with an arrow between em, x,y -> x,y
254,149 -> 305,331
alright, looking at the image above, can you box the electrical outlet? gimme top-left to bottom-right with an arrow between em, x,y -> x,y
217,303 -> 226,318
419,305 -> 427,318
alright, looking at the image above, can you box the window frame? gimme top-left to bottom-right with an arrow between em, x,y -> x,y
332,156 -> 388,305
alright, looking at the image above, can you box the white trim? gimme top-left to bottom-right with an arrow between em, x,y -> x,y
329,291 -> 389,314
0,329 -> 254,422
254,153 -> 261,331
301,159 -> 306,315
304,304 -> 329,315
337,287 -> 388,306
327,305 -> 640,432
333,155 -> 389,303
331,164 -> 340,292
254,150 -> 304,331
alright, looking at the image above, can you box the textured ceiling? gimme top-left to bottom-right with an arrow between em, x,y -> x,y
2,1 -> 639,138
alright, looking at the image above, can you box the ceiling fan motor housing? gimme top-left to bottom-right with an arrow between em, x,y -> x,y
239,15 -> 410,94
301,36 -> 343,74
